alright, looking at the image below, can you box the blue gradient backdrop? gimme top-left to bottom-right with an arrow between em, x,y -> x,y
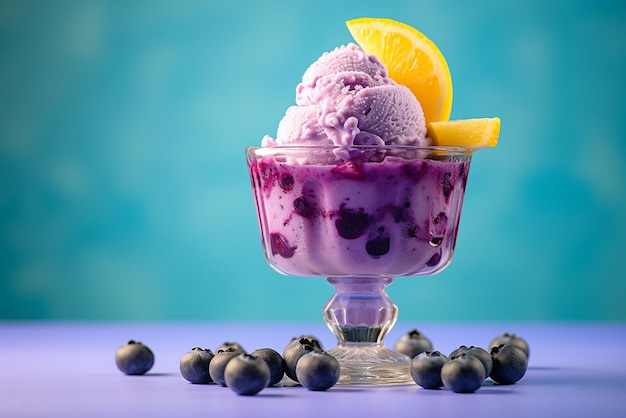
1,0 -> 625,321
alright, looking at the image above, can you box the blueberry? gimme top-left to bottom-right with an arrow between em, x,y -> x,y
489,332 -> 530,358
250,348 -> 286,386
209,346 -> 245,386
366,235 -> 390,257
295,351 -> 340,391
429,237 -> 443,246
392,204 -> 407,222
115,340 -> 154,375
295,180 -> 322,218
279,173 -> 294,191
335,207 -> 370,239
179,347 -> 215,384
489,344 -> 528,385
294,196 -> 317,218
224,353 -> 271,396
426,252 -> 442,266
394,329 -> 433,358
403,162 -> 425,179
410,351 -> 448,389
441,353 -> 486,393
215,341 -> 246,354
449,345 -> 493,377
270,233 -> 297,258
282,335 -> 324,382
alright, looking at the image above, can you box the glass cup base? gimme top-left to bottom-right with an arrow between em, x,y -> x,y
327,343 -> 414,385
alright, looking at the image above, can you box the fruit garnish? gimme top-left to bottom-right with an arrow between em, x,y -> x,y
441,353 -> 486,393
224,353 -> 271,396
489,344 -> 529,384
394,329 -> 433,358
283,335 -> 324,382
115,340 -> 154,375
489,332 -> 530,357
410,351 -> 448,389
179,347 -> 215,384
209,346 -> 245,386
250,348 -> 286,386
346,17 -> 453,124
427,117 -> 500,149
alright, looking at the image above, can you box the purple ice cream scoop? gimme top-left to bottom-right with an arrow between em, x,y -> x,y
299,43 -> 388,90
262,44 -> 427,148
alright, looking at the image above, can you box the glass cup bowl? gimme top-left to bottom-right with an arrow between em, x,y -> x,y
246,145 -> 473,385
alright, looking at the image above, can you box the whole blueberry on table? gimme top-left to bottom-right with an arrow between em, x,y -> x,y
250,347 -> 286,386
489,332 -> 530,358
179,347 -> 215,384
449,345 -> 493,377
282,335 -> 324,382
115,340 -> 154,375
295,351 -> 340,391
441,353 -> 486,393
215,341 -> 246,354
394,329 -> 433,358
224,353 -> 271,396
209,346 -> 245,386
489,344 -> 528,385
410,351 -> 448,389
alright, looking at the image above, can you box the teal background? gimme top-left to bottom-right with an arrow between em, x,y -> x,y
1,0 -> 625,322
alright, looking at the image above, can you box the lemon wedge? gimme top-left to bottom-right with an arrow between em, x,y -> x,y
346,17 -> 453,124
427,117 -> 501,148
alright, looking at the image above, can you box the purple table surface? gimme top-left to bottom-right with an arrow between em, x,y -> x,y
1,321 -> 625,418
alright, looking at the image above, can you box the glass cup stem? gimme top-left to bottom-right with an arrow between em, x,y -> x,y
323,276 -> 413,385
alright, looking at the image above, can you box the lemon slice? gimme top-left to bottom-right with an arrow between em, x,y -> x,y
346,17 -> 453,124
427,117 -> 501,148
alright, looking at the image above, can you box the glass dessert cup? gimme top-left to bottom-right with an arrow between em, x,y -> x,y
246,145 -> 473,385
